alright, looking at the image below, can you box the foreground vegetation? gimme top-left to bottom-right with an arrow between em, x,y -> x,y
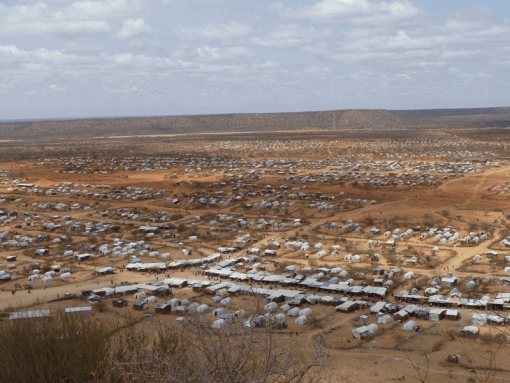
0,313 -> 334,383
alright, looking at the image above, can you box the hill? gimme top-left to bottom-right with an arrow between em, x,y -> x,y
1,107 -> 509,142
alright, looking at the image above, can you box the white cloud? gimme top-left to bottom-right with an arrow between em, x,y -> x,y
250,24 -> 334,48
63,0 -> 142,19
3,20 -> 111,35
277,0 -> 422,25
25,90 -> 41,96
110,53 -> 152,66
441,49 -> 481,59
194,46 -> 254,61
0,45 -> 30,58
0,0 -> 143,37
1,1 -> 509,119
116,18 -> 151,39
0,2 -> 111,36
252,61 -> 280,70
179,22 -> 252,41
47,84 -> 67,92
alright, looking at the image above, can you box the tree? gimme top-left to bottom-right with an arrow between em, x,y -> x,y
112,311 -> 338,383
0,313 -> 113,383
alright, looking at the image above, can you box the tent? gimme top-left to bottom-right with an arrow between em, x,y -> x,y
403,320 -> 417,331
461,326 -> 479,338
155,304 -> 172,314
144,296 -> 157,304
211,319 -> 226,329
378,314 -> 392,324
287,308 -> 300,317
134,292 -> 147,300
133,301 -> 148,311
220,297 -> 232,307
472,314 -> 487,325
196,304 -> 209,313
295,316 -> 308,325
299,308 -> 312,317
352,326 -> 370,339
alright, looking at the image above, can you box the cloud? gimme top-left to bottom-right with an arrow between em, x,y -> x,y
250,24 -> 334,48
276,0 -> 422,25
47,84 -> 67,92
110,53 -> 152,66
0,0 -> 143,37
179,22 -> 251,41
0,45 -> 30,58
297,8 -> 510,68
193,46 -> 254,61
1,1 -> 509,119
63,0 -> 143,19
1,44 -> 86,63
25,90 -> 41,96
0,3 -> 110,36
251,61 -> 280,70
116,18 -> 151,39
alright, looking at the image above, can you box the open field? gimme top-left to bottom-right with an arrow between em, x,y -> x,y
1,118 -> 510,382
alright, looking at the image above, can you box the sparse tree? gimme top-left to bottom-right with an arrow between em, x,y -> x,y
112,311 -> 338,383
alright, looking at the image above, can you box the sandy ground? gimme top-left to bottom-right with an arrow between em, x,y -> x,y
0,141 -> 510,382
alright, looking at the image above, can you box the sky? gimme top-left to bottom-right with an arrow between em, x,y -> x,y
0,0 -> 509,120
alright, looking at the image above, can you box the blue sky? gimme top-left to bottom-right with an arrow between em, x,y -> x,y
0,0 -> 509,120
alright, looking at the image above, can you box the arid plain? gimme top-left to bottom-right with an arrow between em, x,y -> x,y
1,110 -> 510,382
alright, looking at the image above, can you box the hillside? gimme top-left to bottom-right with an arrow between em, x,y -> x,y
1,107 -> 509,142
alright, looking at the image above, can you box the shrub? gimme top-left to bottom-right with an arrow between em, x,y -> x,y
0,313 -> 113,383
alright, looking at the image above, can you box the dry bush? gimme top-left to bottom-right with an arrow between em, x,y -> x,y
0,313 -> 113,383
112,313 -> 336,383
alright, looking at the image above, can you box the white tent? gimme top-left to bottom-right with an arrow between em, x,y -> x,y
295,316 -> 308,325
472,313 -> 487,325
134,292 -> 147,300
212,308 -> 225,316
299,308 -> 312,317
196,304 -> 209,313
220,298 -> 233,307
274,313 -> 287,324
377,314 -> 392,324
168,298 -> 180,306
280,304 -> 291,312
211,319 -> 226,329
462,326 -> 479,337
234,309 -> 245,318
403,320 -> 417,331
